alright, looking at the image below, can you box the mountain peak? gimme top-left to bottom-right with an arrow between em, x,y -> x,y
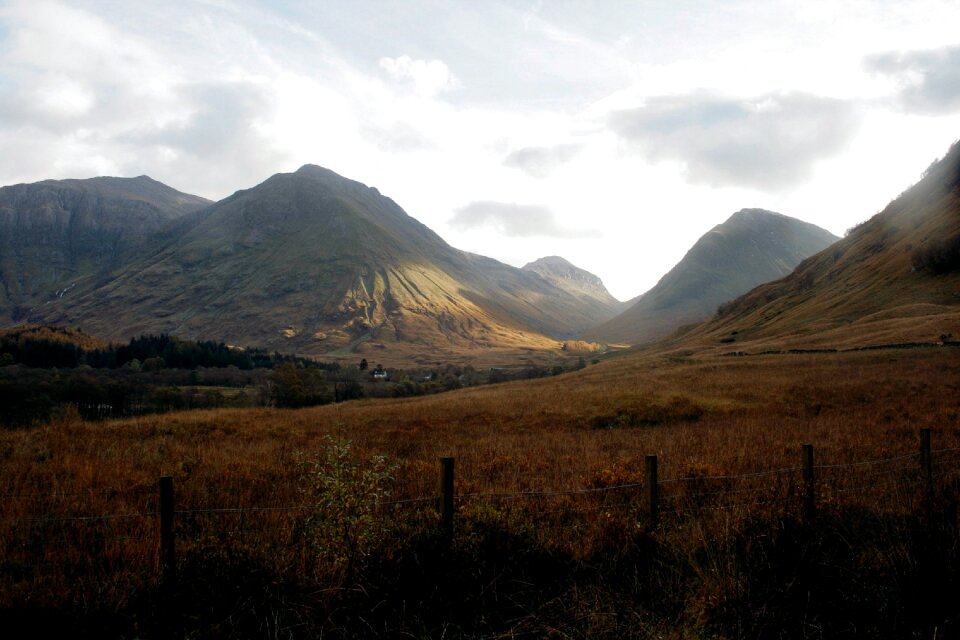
523,255 -> 574,270
585,210 -> 838,346
727,208 -> 783,222
288,164 -> 386,198
522,255 -> 595,283
294,163 -> 339,177
522,256 -> 620,306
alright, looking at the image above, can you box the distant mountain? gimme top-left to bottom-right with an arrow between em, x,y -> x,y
34,166 -> 620,358
522,256 -> 624,315
585,209 -> 838,345
689,140 -> 960,350
0,176 -> 210,323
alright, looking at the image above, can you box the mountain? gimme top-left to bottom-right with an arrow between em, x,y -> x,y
686,140 -> 960,351
33,165 -> 621,360
0,176 -> 211,323
585,209 -> 839,346
522,256 -> 624,315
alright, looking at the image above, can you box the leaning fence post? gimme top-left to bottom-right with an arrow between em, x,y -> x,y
802,444 -> 816,519
439,457 -> 455,541
920,429 -> 933,506
159,476 -> 175,580
645,455 -> 659,527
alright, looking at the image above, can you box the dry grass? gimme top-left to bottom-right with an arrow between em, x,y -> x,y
2,346 -> 959,637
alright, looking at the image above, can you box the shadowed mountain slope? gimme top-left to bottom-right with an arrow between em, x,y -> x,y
685,140 -> 960,351
0,176 -> 210,323
35,166 -> 620,359
585,209 -> 838,346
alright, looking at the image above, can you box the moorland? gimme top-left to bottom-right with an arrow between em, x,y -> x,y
1,341 -> 959,638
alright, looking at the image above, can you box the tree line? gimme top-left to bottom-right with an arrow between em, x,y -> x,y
0,327 -> 341,372
0,326 -> 594,426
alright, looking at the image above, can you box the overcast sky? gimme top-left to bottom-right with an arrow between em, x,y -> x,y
2,1 -> 960,300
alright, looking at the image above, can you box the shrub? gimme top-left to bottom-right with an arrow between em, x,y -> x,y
298,437 -> 397,581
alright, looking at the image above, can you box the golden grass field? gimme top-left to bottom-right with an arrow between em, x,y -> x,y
2,343 -> 959,637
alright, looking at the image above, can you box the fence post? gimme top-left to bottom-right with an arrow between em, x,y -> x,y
439,457 -> 455,542
645,455 -> 659,527
802,444 -> 816,519
159,476 -> 175,580
920,429 -> 933,506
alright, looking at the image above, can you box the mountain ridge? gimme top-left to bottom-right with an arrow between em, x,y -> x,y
27,165 -> 621,361
0,175 -> 211,323
584,208 -> 839,346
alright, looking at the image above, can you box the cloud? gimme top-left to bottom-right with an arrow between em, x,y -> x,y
361,121 -> 435,153
0,1 -> 332,196
503,144 -> 582,178
451,201 -> 600,238
866,45 -> 960,114
608,91 -> 859,191
122,81 -> 290,193
379,55 -> 460,97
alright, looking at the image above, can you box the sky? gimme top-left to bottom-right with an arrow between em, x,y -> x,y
1,1 -> 960,301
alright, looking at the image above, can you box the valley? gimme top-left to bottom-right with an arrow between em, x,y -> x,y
5,1 -> 960,636
1,137 -> 959,637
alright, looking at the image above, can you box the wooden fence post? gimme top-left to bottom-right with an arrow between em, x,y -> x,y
439,457 -> 455,541
920,429 -> 933,506
159,476 -> 175,580
645,455 -> 659,527
802,444 -> 816,519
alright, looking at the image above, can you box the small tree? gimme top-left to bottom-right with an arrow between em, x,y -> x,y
298,437 -> 396,581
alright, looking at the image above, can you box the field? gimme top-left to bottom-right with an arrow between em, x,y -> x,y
2,346 -> 960,637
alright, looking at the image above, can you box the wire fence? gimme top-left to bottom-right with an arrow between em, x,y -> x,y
1,447 -> 954,526
2,431 -> 958,581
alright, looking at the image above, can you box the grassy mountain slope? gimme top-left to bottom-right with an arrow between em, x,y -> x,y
0,176 -> 210,323
37,166 -> 618,361
585,209 -> 838,346
684,140 -> 960,352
